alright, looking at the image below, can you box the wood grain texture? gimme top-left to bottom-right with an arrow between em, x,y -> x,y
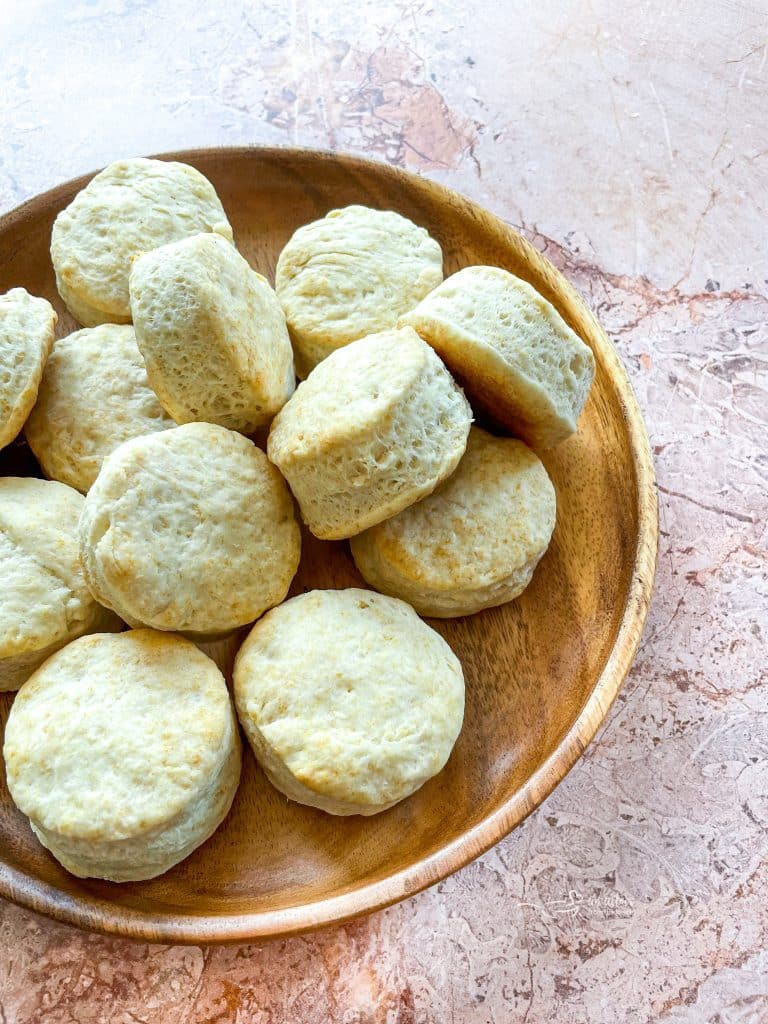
0,147 -> 657,944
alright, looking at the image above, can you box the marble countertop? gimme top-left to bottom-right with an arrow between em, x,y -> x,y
0,1 -> 766,1021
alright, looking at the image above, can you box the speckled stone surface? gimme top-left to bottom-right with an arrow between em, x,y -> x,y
0,1 -> 766,1020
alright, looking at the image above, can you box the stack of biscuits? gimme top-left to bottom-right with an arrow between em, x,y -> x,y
0,157 -> 594,881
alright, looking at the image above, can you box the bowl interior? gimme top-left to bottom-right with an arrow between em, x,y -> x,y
0,149 -> 654,942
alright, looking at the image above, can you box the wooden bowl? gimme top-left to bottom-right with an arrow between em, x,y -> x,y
0,148 -> 657,944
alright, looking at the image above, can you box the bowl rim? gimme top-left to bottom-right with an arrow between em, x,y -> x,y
0,145 -> 658,944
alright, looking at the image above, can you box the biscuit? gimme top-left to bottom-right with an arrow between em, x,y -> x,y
25,324 -> 174,492
4,629 -> 241,881
0,289 -> 56,451
130,233 -> 295,433
399,265 -> 595,448
276,205 -> 443,377
234,589 -> 464,815
0,477 -> 121,692
267,326 -> 472,539
351,427 -> 556,616
79,423 -> 301,637
51,157 -> 233,326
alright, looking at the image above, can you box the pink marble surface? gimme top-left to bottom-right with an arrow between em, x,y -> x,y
0,1 -> 766,1020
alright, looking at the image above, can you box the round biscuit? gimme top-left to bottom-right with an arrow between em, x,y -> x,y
351,427 -> 556,616
50,157 -> 233,326
234,589 -> 465,815
399,265 -> 596,448
276,205 -> 443,377
0,289 -> 56,451
79,423 -> 301,636
4,629 -> 241,881
0,477 -> 121,692
267,326 -> 472,540
25,323 -> 174,493
130,233 -> 295,433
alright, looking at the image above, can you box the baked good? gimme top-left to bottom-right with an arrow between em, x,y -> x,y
0,289 -> 56,451
275,205 -> 443,377
399,265 -> 595,448
79,422 -> 300,636
0,477 -> 120,692
4,629 -> 241,881
130,232 -> 295,433
25,323 -> 174,492
234,589 -> 464,815
351,427 -> 556,616
50,157 -> 233,326
267,326 -> 471,539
